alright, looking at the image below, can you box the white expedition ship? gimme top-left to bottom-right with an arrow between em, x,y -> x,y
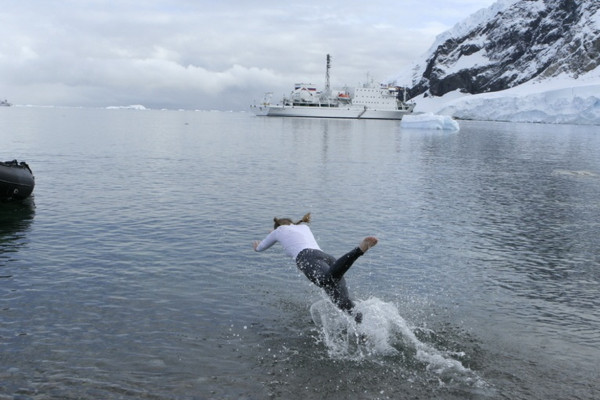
252,55 -> 415,120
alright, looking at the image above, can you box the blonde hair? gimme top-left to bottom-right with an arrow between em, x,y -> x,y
273,212 -> 311,229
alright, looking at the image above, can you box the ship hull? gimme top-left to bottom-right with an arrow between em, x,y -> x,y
261,105 -> 411,120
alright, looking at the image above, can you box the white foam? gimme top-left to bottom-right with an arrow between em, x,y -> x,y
310,297 -> 485,386
552,169 -> 599,178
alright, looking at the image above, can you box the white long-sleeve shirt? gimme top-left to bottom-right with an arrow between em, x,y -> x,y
255,224 -> 321,260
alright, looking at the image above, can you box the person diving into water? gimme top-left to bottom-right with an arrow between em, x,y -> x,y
253,213 -> 378,323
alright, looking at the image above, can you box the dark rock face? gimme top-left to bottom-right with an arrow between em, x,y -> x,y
403,0 -> 600,99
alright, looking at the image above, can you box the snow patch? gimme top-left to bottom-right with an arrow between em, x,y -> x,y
444,50 -> 491,75
412,71 -> 600,125
589,7 -> 600,28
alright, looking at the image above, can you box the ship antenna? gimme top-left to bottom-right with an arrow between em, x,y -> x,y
325,54 -> 331,95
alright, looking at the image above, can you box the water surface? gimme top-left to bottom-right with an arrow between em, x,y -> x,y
1,107 -> 599,399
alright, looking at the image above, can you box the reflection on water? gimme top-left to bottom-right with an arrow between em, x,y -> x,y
0,198 -> 35,268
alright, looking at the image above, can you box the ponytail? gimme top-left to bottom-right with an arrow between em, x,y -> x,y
294,212 -> 311,225
273,212 -> 311,229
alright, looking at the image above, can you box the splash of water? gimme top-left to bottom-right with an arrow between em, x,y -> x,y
310,297 -> 486,387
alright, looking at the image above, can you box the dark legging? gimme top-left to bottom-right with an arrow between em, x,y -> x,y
295,247 -> 364,318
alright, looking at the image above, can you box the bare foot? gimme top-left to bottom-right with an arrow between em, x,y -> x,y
359,236 -> 378,253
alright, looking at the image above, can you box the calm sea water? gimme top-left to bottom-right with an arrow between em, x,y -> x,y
1,107 -> 599,399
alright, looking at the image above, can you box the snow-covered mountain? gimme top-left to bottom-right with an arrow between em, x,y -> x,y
392,0 -> 600,125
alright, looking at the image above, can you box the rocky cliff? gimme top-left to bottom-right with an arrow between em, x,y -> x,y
393,0 -> 600,99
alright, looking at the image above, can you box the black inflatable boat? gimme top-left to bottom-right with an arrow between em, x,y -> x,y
0,160 -> 35,200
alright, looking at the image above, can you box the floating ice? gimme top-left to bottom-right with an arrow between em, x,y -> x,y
401,113 -> 460,131
106,104 -> 148,110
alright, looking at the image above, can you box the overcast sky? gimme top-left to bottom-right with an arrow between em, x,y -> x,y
0,0 -> 498,110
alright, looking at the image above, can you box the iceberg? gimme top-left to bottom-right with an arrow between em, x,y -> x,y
106,104 -> 148,110
400,112 -> 460,131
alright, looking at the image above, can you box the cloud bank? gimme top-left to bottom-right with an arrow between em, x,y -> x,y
0,0 -> 496,110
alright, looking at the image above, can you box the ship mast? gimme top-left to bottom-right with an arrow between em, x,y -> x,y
325,54 -> 331,95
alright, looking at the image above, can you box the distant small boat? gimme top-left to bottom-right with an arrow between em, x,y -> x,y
0,160 -> 35,200
0,99 -> 11,107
